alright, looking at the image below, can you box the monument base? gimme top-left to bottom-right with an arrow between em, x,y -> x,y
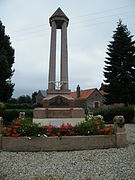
33,118 -> 85,127
33,108 -> 85,119
33,107 -> 85,126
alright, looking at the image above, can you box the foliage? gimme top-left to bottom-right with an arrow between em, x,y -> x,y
3,119 -> 74,138
104,20 -> 135,106
74,115 -> 113,136
94,106 -> 134,123
44,123 -> 74,138
2,116 -> 114,138
5,103 -> 34,109
32,91 -> 38,104
0,102 -> 5,109
17,95 -> 32,104
0,109 -> 33,125
6,95 -> 35,109
0,20 -> 15,102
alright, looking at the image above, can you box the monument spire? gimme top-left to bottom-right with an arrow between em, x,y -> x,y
34,8 -> 84,120
48,8 -> 69,93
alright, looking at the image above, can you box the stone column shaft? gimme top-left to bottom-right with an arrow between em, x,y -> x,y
61,22 -> 68,90
48,21 -> 57,91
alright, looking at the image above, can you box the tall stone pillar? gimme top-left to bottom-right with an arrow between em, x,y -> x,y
61,21 -> 68,90
48,21 -> 57,91
47,7 -> 69,94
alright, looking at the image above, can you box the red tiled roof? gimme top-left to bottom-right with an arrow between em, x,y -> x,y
71,88 -> 96,99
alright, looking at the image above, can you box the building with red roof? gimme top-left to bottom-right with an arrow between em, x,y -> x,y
71,86 -> 105,109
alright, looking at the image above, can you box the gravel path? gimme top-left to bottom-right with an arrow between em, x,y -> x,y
0,124 -> 135,180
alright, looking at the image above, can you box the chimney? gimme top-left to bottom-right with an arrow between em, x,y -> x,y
77,85 -> 80,98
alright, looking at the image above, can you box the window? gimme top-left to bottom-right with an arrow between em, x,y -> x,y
93,101 -> 100,108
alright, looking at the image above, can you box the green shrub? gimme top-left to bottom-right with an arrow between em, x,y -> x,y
5,103 -> 34,109
3,119 -> 74,137
74,120 -> 99,135
0,102 -> 5,109
74,115 -> 113,136
93,106 -> 134,123
3,116 -> 114,137
0,109 -> 33,125
3,119 -> 46,137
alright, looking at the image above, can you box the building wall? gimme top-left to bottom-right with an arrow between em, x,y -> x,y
86,91 -> 104,109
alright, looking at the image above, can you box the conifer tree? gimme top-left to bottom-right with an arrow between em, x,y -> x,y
0,20 -> 15,102
104,20 -> 135,106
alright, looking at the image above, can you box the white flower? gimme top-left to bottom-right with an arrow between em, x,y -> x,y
96,115 -> 103,120
28,137 -> 31,140
43,134 -> 47,137
38,134 -> 40,137
88,131 -> 90,134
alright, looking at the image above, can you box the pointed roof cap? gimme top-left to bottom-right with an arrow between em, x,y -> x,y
49,8 -> 69,27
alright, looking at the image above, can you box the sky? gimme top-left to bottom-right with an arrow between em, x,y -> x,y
0,0 -> 135,98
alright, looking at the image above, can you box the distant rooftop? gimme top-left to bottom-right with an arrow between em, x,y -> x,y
71,88 -> 104,99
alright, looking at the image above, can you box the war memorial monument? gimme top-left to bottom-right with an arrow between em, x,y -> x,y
33,8 -> 85,125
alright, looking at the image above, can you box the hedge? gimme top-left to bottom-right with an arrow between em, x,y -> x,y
0,109 -> 33,125
5,103 -> 34,109
93,105 -> 134,124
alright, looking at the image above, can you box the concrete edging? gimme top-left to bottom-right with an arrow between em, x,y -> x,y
0,135 -> 117,152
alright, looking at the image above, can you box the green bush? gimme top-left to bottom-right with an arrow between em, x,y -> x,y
3,119 -> 46,137
74,120 -> 99,135
0,109 -> 33,125
5,103 -> 34,109
0,102 -> 5,109
3,116 -> 114,137
74,115 -> 113,136
93,106 -> 134,123
3,119 -> 74,137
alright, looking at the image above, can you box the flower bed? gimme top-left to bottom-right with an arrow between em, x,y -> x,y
2,115 -> 114,138
0,115 -> 127,151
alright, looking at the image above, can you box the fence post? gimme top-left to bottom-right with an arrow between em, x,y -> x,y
113,115 -> 127,147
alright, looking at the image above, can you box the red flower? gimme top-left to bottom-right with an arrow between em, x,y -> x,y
109,132 -> 111,136
12,133 -> 16,137
57,132 -> 60,137
8,127 -> 12,131
14,125 -> 19,129
4,127 -> 7,133
99,129 -> 104,133
13,129 -> 17,134
7,132 -> 11,136
15,120 -> 21,125
104,128 -> 108,132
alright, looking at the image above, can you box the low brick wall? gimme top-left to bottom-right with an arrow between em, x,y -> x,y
0,135 -> 116,152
